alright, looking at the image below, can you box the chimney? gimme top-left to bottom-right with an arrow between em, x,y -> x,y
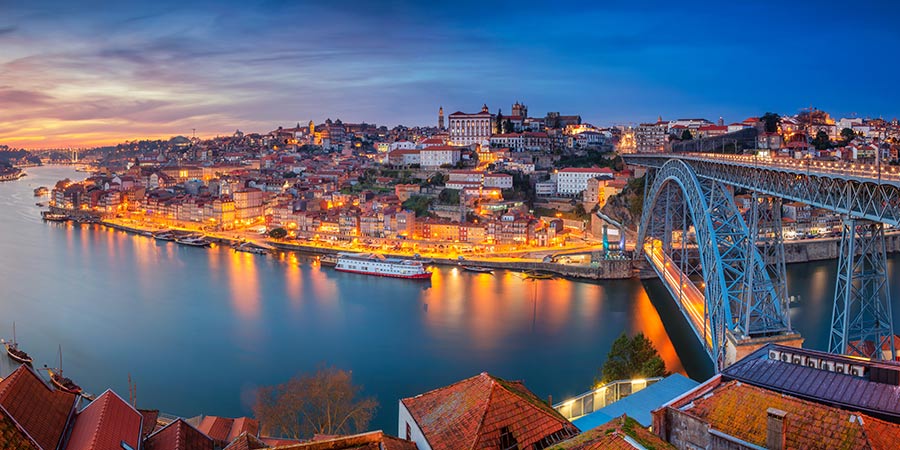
766,408 -> 787,450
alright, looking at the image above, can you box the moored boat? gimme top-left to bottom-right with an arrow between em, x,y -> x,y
319,254 -> 338,267
41,211 -> 69,222
4,323 -> 32,365
47,345 -> 82,395
233,242 -> 268,254
176,235 -> 211,247
523,270 -> 554,280
34,186 -> 49,196
153,230 -> 177,241
463,266 -> 494,274
335,252 -> 431,279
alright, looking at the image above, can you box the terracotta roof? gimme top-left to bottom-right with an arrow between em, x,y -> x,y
65,389 -> 143,450
144,418 -> 215,450
558,167 -> 614,173
198,416 -> 259,444
138,409 -> 160,439
547,415 -> 674,449
269,431 -> 416,450
223,431 -> 270,450
0,365 -> 78,450
683,380 -> 900,449
0,406 -> 40,449
401,372 -> 578,450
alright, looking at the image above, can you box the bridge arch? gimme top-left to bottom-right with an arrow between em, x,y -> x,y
637,159 -> 788,368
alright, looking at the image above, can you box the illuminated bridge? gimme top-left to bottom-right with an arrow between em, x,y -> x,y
624,152 -> 896,371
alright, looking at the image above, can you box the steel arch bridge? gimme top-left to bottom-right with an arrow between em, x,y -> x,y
625,152 -> 896,369
637,159 -> 790,369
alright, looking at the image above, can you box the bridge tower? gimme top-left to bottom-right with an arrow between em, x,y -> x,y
829,218 -> 896,360
746,193 -> 789,332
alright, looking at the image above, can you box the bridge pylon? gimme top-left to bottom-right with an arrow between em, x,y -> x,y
829,217 -> 896,360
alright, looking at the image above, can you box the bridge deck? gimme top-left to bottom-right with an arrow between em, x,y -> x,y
644,241 -> 712,350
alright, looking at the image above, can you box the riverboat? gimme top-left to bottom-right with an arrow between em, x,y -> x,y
462,266 -> 494,274
4,323 -> 32,365
335,252 -> 432,279
233,242 -> 268,254
48,346 -> 82,395
41,211 -> 69,222
523,270 -> 554,280
0,168 -> 24,181
319,254 -> 338,267
176,236 -> 211,247
153,230 -> 177,241
34,186 -> 49,196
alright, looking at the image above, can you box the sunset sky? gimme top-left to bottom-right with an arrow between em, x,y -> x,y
1,0 -> 899,148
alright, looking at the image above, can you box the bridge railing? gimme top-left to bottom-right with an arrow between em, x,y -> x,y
676,153 -> 900,182
553,377 -> 663,421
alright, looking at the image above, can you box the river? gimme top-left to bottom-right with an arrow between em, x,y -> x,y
2,165 -> 898,433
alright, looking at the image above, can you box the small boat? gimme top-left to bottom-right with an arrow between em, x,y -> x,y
34,186 -> 49,196
463,266 -> 494,274
35,202 -> 47,207
4,323 -> 33,365
319,254 -> 338,267
233,242 -> 268,255
47,345 -> 82,395
176,236 -> 211,247
523,270 -> 554,280
41,212 -> 69,222
153,231 -> 177,241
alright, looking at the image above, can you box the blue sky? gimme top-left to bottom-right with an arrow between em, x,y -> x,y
1,0 -> 898,147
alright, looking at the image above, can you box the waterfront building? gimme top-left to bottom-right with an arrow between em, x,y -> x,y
449,105 -> 494,147
486,213 -> 535,245
234,188 -> 264,223
398,372 -> 579,450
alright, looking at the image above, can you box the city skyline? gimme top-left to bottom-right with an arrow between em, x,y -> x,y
2,0 -> 900,148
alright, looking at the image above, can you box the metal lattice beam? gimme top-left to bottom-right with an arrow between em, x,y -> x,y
829,218 -> 896,360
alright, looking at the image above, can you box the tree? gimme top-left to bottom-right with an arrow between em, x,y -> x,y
268,228 -> 287,239
438,188 -> 460,205
680,129 -> 692,141
760,112 -> 781,133
254,366 -> 378,440
496,110 -> 504,134
840,127 -> 856,143
503,119 -> 514,134
596,332 -> 667,385
402,195 -> 433,217
812,130 -> 831,150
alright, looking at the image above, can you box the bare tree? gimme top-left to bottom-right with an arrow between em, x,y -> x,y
254,366 -> 378,439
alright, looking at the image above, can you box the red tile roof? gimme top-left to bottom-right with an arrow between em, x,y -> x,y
548,415 -> 674,450
65,389 -> 142,450
269,430 -> 416,450
0,365 -> 78,450
198,415 -> 259,444
138,409 -> 160,439
144,418 -> 215,450
683,380 -> 900,449
401,372 -> 578,450
223,432 -> 270,450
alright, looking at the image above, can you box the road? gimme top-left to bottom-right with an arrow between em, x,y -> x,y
645,240 -> 712,347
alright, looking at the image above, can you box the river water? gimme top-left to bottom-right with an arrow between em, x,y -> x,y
2,165 -> 898,432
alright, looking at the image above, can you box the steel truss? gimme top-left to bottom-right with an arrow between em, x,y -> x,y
829,218 -> 896,360
637,160 -> 790,371
624,154 -> 900,226
746,193 -> 790,332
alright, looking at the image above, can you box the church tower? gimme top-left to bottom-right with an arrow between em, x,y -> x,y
308,120 -> 315,135
439,106 -> 445,130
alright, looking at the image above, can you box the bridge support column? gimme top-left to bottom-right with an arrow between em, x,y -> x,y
829,217 -> 896,360
746,193 -> 789,331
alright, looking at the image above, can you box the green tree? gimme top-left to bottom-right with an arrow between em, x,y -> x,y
402,195 -> 433,217
573,203 -> 587,219
268,228 -> 288,239
438,188 -> 460,205
596,332 -> 667,385
812,130 -> 831,150
760,112 -> 781,133
680,129 -> 692,141
840,127 -> 856,143
503,119 -> 514,134
496,110 -> 504,134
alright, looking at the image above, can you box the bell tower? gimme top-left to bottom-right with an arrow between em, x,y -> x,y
439,106 -> 445,130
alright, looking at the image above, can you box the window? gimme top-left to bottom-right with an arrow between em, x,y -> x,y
406,422 -> 412,440
499,426 -> 519,450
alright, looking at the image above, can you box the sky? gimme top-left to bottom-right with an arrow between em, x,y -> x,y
1,0 -> 899,148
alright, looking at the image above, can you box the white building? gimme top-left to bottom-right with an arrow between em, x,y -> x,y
449,104 -> 494,146
419,146 -> 462,168
490,133 -> 524,151
483,173 -> 513,189
535,181 -> 557,197
556,167 -> 614,195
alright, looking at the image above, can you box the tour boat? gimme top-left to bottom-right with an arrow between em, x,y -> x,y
335,252 -> 432,279
319,254 -> 338,267
176,236 -> 211,247
41,211 -> 69,222
4,323 -> 32,365
233,242 -> 268,255
34,186 -> 49,196
153,230 -> 177,241
523,270 -> 554,280
463,266 -> 494,274
48,346 -> 82,395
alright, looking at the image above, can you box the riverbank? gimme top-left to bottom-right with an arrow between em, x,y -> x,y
784,233 -> 900,263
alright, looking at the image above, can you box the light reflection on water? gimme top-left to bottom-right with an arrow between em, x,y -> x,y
1,165 -> 712,432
